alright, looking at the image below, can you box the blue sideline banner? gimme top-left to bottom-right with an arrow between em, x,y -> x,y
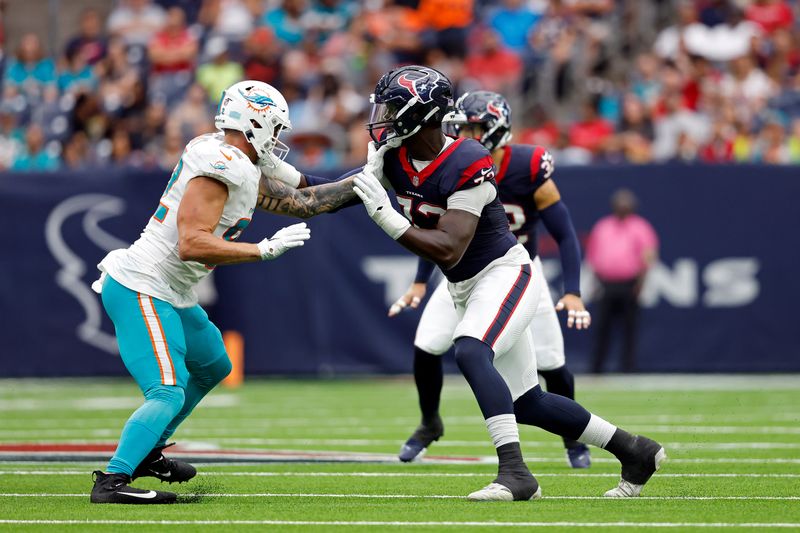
1,164 -> 798,377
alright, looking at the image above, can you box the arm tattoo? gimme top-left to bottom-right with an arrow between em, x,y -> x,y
257,175 -> 357,218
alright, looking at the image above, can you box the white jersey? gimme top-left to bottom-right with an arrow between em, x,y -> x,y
98,133 -> 261,308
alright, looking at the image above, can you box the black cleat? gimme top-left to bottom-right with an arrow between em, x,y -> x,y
90,471 -> 177,504
605,435 -> 667,497
132,443 -> 196,483
398,416 -> 444,462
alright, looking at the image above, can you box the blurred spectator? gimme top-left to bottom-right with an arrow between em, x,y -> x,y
0,105 -> 25,169
287,130 -> 342,169
417,0 -> 473,59
464,29 -> 522,94
653,0 -> 703,59
489,0 -> 542,52
262,0 -> 308,47
242,27 -> 282,86
98,37 -> 144,116
568,97 -> 614,154
745,0 -> 794,35
587,189 -> 658,373
198,0 -> 258,47
3,33 -> 57,105
652,92 -> 710,161
65,8 -> 108,66
699,121 -> 735,163
517,105 -> 560,147
108,126 -> 146,167
619,93 -> 654,141
148,6 -> 198,106
631,53 -> 662,110
305,0 -> 358,44
719,55 -> 777,123
157,124 -> 185,170
788,118 -> 800,163
108,0 -> 167,48
58,47 -> 98,96
167,83 -> 213,140
753,118 -> 791,163
61,131 -> 96,170
196,37 -> 244,104
12,124 -> 60,171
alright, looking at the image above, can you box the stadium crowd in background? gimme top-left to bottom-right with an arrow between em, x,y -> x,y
2,0 -> 800,172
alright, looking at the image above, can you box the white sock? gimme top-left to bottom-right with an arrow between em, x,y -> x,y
485,414 -> 519,448
578,414 -> 617,448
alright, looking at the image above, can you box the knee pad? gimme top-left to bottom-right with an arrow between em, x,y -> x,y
453,337 -> 494,369
143,384 -> 186,418
193,354 -> 232,390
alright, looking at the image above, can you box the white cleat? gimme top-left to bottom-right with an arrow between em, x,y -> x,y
604,447 -> 667,498
604,479 -> 644,498
467,483 -> 543,502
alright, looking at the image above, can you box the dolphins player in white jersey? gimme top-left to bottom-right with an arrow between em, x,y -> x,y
90,81 -> 359,504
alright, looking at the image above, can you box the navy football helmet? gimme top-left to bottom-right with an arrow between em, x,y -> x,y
443,91 -> 512,152
367,66 -> 454,146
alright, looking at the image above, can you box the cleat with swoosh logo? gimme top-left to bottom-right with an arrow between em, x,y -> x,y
90,471 -> 177,504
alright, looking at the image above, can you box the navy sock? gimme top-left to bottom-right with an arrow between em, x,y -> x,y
538,366 -> 581,449
453,337 -> 514,419
413,347 -> 444,425
513,385 -> 591,442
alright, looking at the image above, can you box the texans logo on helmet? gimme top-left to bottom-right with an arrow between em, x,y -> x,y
397,71 -> 439,104
486,101 -> 505,120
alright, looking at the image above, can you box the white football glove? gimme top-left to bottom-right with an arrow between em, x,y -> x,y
261,158 -> 302,188
257,222 -> 311,260
353,146 -> 410,240
365,141 -> 389,178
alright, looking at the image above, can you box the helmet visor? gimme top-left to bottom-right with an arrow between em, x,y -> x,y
367,101 -> 402,145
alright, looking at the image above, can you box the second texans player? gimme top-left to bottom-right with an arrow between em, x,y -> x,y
353,65 -> 665,501
390,91 -> 592,468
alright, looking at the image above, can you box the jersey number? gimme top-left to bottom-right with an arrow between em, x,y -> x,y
396,196 -> 446,227
152,159 -> 185,223
222,217 -> 251,242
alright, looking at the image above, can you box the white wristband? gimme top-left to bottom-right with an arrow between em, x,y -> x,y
373,206 -> 411,240
264,159 -> 302,188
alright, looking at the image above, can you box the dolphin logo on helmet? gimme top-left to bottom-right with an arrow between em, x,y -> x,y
215,81 -> 292,167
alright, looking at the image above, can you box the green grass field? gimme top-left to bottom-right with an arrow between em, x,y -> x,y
1,375 -> 799,531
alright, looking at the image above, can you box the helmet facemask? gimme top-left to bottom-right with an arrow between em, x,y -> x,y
367,95 -> 442,147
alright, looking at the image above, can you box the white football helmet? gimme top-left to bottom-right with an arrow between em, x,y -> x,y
214,80 -> 292,167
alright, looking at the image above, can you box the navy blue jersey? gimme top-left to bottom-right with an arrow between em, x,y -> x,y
383,137 -> 517,282
494,144 -> 553,258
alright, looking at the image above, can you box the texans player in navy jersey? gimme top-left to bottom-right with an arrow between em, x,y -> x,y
389,90 -> 592,468
351,65 -> 665,501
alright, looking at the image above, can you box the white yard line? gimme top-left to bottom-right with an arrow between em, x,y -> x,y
3,427 -> 800,441
0,520 -> 798,528
1,493 -> 799,501
1,452 -> 799,465
3,470 -> 800,479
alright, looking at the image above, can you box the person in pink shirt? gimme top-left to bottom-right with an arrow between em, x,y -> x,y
586,189 -> 658,373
